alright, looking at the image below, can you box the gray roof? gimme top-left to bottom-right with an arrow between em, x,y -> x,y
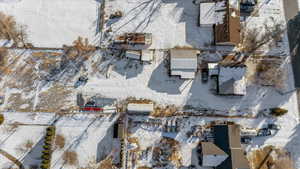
170,49 -> 198,70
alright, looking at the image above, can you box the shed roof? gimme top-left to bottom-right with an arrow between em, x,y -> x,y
170,49 -> 198,70
200,2 -> 216,26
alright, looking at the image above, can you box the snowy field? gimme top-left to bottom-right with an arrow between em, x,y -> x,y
0,0 -> 100,47
105,0 -> 213,49
0,112 -> 118,169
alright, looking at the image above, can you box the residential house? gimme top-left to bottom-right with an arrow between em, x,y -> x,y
200,124 -> 250,169
199,0 -> 241,45
170,49 -> 198,79
218,64 -> 247,95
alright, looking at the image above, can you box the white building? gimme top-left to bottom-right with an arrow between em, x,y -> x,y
199,2 -> 216,27
127,103 -> 154,114
125,50 -> 154,62
170,49 -> 198,79
218,65 -> 247,95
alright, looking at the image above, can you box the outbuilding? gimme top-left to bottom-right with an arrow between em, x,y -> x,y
170,49 -> 198,79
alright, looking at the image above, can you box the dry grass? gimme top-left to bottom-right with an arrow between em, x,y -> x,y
137,167 -> 152,169
246,59 -> 287,89
55,134 -> 66,149
248,146 -> 295,169
36,84 -> 73,112
0,47 -> 8,67
152,138 -> 182,167
0,12 -> 28,47
128,137 -> 140,152
2,122 -> 19,133
150,105 -> 179,117
16,139 -> 34,153
63,151 -> 78,166
98,156 -> 118,169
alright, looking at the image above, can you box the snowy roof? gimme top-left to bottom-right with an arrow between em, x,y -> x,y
141,50 -> 154,62
218,66 -> 247,95
200,2 -> 216,26
125,50 -> 141,60
208,63 -> 219,76
170,49 -> 198,70
127,103 -> 154,113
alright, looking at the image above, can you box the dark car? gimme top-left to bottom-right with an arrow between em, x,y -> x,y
241,136 -> 253,144
74,76 -> 88,88
257,128 -> 272,136
201,69 -> 208,83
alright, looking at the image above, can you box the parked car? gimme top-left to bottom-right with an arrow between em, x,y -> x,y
74,76 -> 88,88
241,136 -> 253,144
201,69 -> 208,83
268,124 -> 281,130
257,128 -> 272,136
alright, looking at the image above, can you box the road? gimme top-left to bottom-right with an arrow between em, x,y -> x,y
283,0 -> 300,21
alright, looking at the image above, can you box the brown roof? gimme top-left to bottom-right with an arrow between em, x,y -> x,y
201,142 -> 227,156
213,124 -> 250,169
231,148 -> 250,169
215,0 -> 241,45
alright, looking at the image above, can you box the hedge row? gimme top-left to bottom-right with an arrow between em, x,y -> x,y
40,126 -> 56,169
0,114 -> 4,125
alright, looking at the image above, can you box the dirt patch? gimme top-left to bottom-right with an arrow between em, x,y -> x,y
248,146 -> 295,169
36,84 -> 73,112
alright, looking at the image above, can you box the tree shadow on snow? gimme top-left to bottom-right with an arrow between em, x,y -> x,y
147,60 -> 185,95
22,137 -> 45,169
113,58 -> 144,79
284,124 -> 300,168
96,125 -> 114,162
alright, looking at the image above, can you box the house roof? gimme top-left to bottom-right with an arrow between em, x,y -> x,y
214,0 -> 241,45
201,142 -> 227,156
170,49 -> 198,70
213,124 -> 250,169
218,65 -> 247,95
200,2 -> 217,25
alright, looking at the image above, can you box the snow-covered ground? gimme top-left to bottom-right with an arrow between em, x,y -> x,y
0,0 -> 299,168
0,0 -> 100,47
0,112 -> 118,169
105,0 -> 213,49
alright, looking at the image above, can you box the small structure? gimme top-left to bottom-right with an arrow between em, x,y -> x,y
218,65 -> 247,96
214,0 -> 241,45
208,62 -> 219,77
199,124 -> 250,169
125,50 -> 154,62
114,33 -> 152,45
199,2 -> 216,27
127,102 -> 154,114
170,49 -> 198,79
125,50 -> 141,60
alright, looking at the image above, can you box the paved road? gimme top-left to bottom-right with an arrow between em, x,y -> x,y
283,0 -> 299,21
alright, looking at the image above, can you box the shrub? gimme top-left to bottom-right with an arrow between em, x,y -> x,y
55,134 -> 65,149
63,151 -> 78,166
0,114 -> 4,125
270,108 -> 288,116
